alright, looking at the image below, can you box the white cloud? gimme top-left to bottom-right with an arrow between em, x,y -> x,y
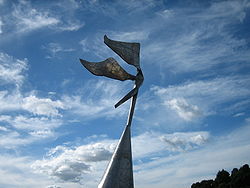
0,51 -> 65,147
132,132 -> 167,159
0,114 -> 62,148
131,131 -> 210,160
29,129 -> 55,138
134,75 -> 250,131
0,90 -> 22,112
0,90 -> 66,117
152,76 -> 250,118
32,141 -> 114,183
22,95 -> 65,117
57,21 -> 84,32
31,130 -> 210,186
0,0 -> 84,36
160,131 -> 209,152
12,3 -> 59,33
233,112 -> 245,117
134,124 -> 250,188
1,123 -> 249,187
201,0 -> 249,23
80,30 -> 149,61
118,0 -> 161,12
166,98 -> 202,121
0,131 -> 34,148
157,9 -> 174,18
0,125 -> 8,131
0,18 -> 3,34
142,0 -> 250,73
0,52 -> 28,86
0,155 -> 56,188
79,39 -> 89,53
0,115 -> 62,131
79,35 -> 112,59
43,43 -> 75,59
62,80 -> 130,119
110,31 -> 149,41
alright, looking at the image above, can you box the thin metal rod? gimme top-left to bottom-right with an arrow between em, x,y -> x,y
126,84 -> 138,127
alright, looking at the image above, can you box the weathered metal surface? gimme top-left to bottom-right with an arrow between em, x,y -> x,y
99,88 -> 138,188
104,35 -> 141,69
98,124 -> 134,188
80,57 -> 135,81
115,69 -> 143,108
79,35 -> 144,188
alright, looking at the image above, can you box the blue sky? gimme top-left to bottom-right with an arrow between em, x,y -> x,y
0,0 -> 250,187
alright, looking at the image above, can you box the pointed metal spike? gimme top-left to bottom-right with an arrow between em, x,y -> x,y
79,58 -> 136,81
104,35 -> 140,69
115,88 -> 138,108
98,124 -> 134,188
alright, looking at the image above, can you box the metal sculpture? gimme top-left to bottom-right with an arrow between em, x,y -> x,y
79,35 -> 144,188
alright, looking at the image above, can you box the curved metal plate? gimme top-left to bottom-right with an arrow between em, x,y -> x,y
104,35 -> 140,69
80,57 -> 136,81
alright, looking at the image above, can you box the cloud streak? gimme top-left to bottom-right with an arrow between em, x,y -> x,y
151,76 -> 250,120
142,0 -> 250,74
62,79 -> 130,120
43,43 -> 75,59
12,3 -> 59,33
0,0 -> 84,37
0,52 -> 28,86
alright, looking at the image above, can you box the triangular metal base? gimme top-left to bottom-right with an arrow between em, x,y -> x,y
98,124 -> 134,188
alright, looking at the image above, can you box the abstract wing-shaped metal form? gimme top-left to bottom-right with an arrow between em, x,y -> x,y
104,35 -> 140,69
79,35 -> 144,188
80,57 -> 136,81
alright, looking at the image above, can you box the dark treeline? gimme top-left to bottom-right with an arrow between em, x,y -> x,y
191,164 -> 250,188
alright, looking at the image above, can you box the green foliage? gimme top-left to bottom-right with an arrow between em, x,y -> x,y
191,164 -> 250,188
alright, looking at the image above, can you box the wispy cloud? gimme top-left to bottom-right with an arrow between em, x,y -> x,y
133,75 -> 250,131
0,131 -> 39,148
0,115 -> 62,131
43,43 -> 75,59
110,31 -> 149,41
151,76 -> 250,120
0,52 -> 65,146
0,18 -> 3,34
0,52 -> 28,87
12,1 -> 59,33
57,20 -> 84,32
142,0 -> 250,73
62,79 -> 131,120
118,0 -> 160,12
0,114 -> 62,148
79,35 -> 112,59
0,155 -> 55,188
0,0 -> 84,36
